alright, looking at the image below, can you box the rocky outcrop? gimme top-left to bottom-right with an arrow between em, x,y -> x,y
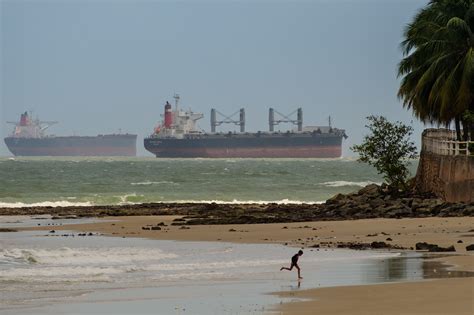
1,183 -> 472,225
319,184 -> 474,219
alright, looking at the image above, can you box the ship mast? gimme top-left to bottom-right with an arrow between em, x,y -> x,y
174,94 -> 180,111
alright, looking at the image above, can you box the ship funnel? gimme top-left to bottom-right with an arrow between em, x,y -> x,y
164,102 -> 173,128
20,112 -> 28,126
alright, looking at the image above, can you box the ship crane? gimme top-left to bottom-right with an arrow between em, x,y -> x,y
6,120 -> 58,131
210,108 -> 245,133
269,108 -> 303,132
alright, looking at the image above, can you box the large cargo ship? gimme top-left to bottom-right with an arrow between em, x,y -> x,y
4,112 -> 137,156
144,95 -> 347,158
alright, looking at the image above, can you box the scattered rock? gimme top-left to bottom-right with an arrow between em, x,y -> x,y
228,228 -> 237,232
415,242 -> 455,252
386,238 -> 392,241
457,240 -> 463,243
151,226 -> 161,230
370,241 -> 390,249
465,244 -> 474,251
336,241 -> 405,250
0,228 -> 17,232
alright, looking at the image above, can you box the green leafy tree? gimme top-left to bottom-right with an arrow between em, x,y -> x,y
398,0 -> 474,140
351,116 -> 417,190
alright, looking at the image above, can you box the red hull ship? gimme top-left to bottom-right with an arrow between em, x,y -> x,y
4,112 -> 137,157
144,95 -> 346,158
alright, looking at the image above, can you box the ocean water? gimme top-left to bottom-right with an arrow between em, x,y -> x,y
0,157 -> 418,207
0,217 -> 428,314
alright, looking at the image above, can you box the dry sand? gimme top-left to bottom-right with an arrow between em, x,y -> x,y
23,216 -> 474,314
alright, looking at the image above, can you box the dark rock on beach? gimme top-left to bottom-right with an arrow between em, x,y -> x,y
0,184 -> 472,225
0,228 -> 18,232
415,242 -> 456,252
335,241 -> 406,250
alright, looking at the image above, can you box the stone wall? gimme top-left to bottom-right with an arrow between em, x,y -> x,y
416,130 -> 474,203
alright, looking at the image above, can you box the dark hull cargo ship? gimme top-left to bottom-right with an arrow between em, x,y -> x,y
4,112 -> 137,156
144,95 -> 347,158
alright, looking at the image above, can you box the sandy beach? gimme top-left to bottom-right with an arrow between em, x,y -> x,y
20,215 -> 474,314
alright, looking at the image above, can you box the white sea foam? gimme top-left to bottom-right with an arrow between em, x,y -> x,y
117,193 -> 145,205
0,201 -> 93,208
130,181 -> 178,186
0,247 -> 178,282
0,198 -> 322,208
321,181 -> 382,187
0,247 -> 176,265
165,199 -> 325,205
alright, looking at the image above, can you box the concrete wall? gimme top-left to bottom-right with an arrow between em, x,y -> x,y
416,130 -> 474,203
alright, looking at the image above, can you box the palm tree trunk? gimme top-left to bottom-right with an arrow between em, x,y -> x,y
471,105 -> 474,141
454,117 -> 461,141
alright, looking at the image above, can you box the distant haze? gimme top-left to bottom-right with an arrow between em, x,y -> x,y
1,0 -> 429,157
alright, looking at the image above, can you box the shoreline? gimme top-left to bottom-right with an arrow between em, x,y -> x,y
1,184 -> 472,223
3,181 -> 473,314
14,214 -> 474,314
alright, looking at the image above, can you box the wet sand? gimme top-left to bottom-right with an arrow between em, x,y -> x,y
22,215 -> 474,314
276,278 -> 474,315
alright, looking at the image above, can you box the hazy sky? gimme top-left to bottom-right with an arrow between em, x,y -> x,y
1,0 -> 429,157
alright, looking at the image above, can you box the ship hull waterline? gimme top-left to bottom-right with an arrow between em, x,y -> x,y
4,135 -> 137,157
145,145 -> 341,158
144,134 -> 343,158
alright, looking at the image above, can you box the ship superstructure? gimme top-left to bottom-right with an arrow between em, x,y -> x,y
7,112 -> 58,139
155,94 -> 204,138
144,96 -> 347,158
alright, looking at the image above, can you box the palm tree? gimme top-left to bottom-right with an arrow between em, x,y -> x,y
398,0 -> 474,140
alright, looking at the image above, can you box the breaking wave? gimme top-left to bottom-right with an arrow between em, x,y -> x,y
166,199 -> 325,205
0,198 -> 324,208
0,201 -> 93,208
321,181 -> 381,187
0,247 -> 178,283
130,181 -> 179,186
